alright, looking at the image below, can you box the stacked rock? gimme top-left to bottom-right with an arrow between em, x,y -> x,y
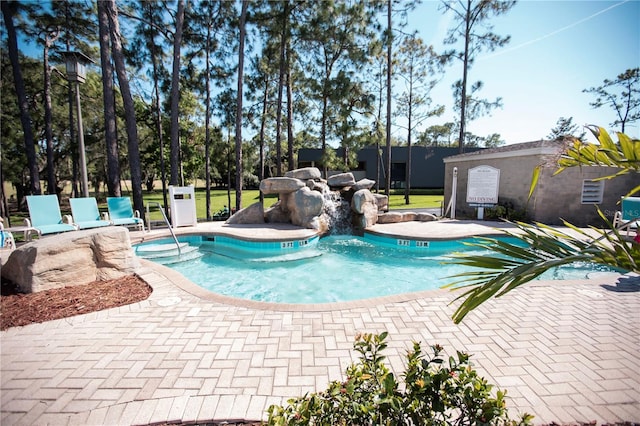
227,166 -> 438,233
227,167 -> 386,234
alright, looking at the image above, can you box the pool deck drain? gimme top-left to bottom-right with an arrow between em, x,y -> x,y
1,220 -> 639,425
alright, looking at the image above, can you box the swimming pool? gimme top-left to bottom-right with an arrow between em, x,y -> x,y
135,234 -> 617,304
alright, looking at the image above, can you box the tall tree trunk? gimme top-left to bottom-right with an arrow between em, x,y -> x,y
63,6 -> 79,197
227,130 -> 231,213
376,61 -> 384,193
275,1 -> 289,177
385,0 -> 392,200
169,0 -> 186,186
105,0 -> 143,214
321,95 -> 328,178
98,0 -> 120,197
43,26 -> 60,195
235,0 -> 248,211
259,76 -> 269,204
457,0 -> 472,154
147,3 -> 168,211
2,1 -> 41,195
405,90 -> 413,205
205,24 -> 212,220
286,48 -> 294,171
0,167 -> 9,224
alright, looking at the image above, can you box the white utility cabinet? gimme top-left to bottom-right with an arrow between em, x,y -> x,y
168,185 -> 197,228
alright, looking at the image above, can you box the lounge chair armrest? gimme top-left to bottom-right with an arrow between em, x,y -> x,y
103,212 -> 110,220
134,210 -> 141,219
64,215 -> 74,225
24,218 -> 32,227
613,211 -> 622,228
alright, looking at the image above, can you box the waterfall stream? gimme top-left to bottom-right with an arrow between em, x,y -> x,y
321,188 -> 353,235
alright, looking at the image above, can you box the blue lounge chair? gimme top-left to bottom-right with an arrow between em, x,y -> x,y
69,197 -> 112,230
25,194 -> 78,235
106,197 -> 144,231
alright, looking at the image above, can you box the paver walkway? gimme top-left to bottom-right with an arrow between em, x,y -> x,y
1,221 -> 639,425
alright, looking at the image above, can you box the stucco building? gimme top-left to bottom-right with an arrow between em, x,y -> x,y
443,140 -> 638,226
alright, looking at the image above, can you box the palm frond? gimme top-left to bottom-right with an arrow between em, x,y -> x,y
556,126 -> 640,175
444,219 -> 639,324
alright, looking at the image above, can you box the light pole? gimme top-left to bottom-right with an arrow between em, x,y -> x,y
62,51 -> 93,198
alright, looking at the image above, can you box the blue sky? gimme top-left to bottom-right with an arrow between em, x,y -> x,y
405,0 -> 640,144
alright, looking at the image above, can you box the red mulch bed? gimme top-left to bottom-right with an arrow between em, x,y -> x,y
0,274 -> 152,330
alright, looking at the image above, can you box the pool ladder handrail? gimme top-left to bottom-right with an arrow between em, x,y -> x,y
145,202 -> 182,257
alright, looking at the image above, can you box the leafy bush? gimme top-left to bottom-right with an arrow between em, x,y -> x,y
267,332 -> 533,425
485,199 -> 528,222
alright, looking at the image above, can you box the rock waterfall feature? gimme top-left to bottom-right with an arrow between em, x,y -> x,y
227,167 -> 437,234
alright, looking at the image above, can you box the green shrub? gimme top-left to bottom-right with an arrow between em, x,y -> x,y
485,199 -> 528,222
267,332 -> 533,425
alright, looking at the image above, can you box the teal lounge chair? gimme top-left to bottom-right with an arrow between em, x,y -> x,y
70,197 -> 112,230
106,197 -> 144,231
25,194 -> 78,235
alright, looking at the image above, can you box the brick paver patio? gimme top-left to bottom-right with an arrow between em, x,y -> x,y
1,221 -> 639,425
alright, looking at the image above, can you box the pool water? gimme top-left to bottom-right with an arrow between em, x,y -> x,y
136,235 -> 617,304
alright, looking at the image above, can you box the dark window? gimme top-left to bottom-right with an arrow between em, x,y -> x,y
391,162 -> 406,189
391,162 -> 406,181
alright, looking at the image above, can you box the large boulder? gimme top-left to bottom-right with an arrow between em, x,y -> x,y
402,212 -> 417,222
287,187 -> 324,228
259,177 -> 305,195
417,212 -> 438,222
376,212 -> 404,224
354,178 -> 375,191
284,167 -> 321,181
1,227 -> 139,293
327,172 -> 356,188
351,189 -> 378,229
373,193 -> 389,211
225,202 -> 265,224
352,189 -> 376,214
376,211 -> 438,224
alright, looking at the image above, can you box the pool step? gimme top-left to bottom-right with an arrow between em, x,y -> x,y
135,243 -> 203,264
200,246 -> 323,262
155,249 -> 204,265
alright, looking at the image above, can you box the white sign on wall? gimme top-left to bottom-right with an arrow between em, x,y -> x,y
466,165 -> 500,205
